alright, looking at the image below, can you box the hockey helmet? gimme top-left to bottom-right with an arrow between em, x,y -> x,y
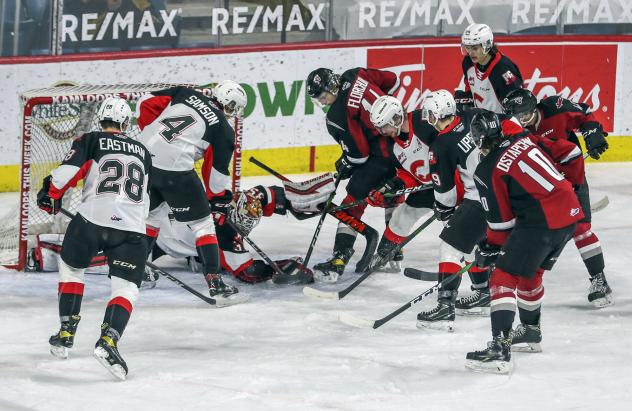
213,80 -> 247,118
470,110 -> 504,152
461,23 -> 494,55
370,95 -> 405,135
422,90 -> 456,126
502,89 -> 538,126
97,97 -> 132,131
306,68 -> 341,99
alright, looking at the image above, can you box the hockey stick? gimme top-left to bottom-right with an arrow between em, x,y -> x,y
59,208 -> 221,306
328,184 -> 433,213
303,215 -> 437,301
338,262 -> 473,329
248,156 -> 378,273
404,195 -> 611,282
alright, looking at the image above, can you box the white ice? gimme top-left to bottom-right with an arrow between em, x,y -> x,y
0,163 -> 631,411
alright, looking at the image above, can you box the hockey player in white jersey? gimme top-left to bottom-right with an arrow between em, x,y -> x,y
455,23 -> 523,113
366,96 -> 436,271
38,97 -> 151,381
136,80 -> 248,305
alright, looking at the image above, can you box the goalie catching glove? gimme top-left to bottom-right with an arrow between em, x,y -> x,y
283,173 -> 336,214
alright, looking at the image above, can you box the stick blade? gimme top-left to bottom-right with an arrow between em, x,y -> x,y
591,195 -> 609,213
338,312 -> 377,329
302,286 -> 341,300
403,267 -> 438,281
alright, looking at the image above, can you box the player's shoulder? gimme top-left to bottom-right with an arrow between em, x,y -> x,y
410,110 -> 437,145
538,95 -> 586,117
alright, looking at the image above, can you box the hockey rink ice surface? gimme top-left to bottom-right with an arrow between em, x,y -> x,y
0,162 -> 630,411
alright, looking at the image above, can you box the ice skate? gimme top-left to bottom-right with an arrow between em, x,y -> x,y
49,315 -> 81,359
313,248 -> 354,283
455,287 -> 490,316
93,326 -> 128,381
465,335 -> 513,374
206,273 -> 249,307
588,272 -> 613,308
510,323 -> 542,353
416,292 -> 456,332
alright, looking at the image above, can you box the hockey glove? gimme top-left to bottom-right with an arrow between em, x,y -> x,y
210,190 -> 233,225
367,177 -> 405,208
475,241 -> 502,269
580,121 -> 608,160
454,90 -> 474,114
335,155 -> 355,180
37,175 -> 62,215
433,201 -> 455,222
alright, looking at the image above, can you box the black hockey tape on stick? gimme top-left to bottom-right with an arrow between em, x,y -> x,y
303,214 -> 437,301
59,208 -> 219,306
338,261 -> 473,329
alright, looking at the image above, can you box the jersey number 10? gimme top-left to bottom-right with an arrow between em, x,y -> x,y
518,148 -> 564,192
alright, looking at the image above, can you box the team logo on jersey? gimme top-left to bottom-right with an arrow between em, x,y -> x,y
570,207 -> 581,216
502,70 -> 517,85
110,215 -> 122,221
556,96 -> 564,109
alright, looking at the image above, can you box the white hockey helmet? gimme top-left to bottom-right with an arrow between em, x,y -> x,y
370,95 -> 405,134
97,97 -> 132,131
422,90 -> 456,126
461,23 -> 494,54
213,80 -> 247,118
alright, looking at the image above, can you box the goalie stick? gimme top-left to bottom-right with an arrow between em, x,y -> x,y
404,195 -> 611,282
248,156 -> 378,273
303,215 -> 437,301
338,262 -> 473,329
59,208 -> 243,307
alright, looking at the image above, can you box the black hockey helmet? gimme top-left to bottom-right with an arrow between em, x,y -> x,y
502,89 -> 537,126
306,68 -> 340,98
470,110 -> 504,152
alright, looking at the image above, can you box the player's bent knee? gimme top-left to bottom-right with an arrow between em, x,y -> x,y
439,241 -> 464,265
187,216 -> 216,238
59,258 -> 86,284
110,276 -> 140,309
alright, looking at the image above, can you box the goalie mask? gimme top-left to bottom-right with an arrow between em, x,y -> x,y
213,80 -> 247,118
97,97 -> 132,131
230,191 -> 263,235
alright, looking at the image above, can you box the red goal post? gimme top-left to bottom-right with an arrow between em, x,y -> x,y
0,83 -> 243,271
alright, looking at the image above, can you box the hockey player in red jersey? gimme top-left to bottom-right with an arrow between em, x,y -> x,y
37,97 -> 151,380
136,80 -> 248,305
306,67 -> 401,282
366,96 -> 436,271
455,23 -> 523,113
465,111 -> 582,374
502,89 -> 612,307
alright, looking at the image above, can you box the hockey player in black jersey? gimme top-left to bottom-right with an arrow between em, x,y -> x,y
306,67 -> 400,282
38,97 -> 151,381
502,89 -> 612,307
455,23 -> 523,113
415,90 -> 490,331
137,81 -> 248,305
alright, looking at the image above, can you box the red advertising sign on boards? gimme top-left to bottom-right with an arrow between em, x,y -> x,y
368,43 -> 616,130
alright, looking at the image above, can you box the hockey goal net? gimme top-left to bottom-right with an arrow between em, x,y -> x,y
0,84 -> 243,271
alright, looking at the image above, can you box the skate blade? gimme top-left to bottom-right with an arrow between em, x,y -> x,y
50,345 -> 69,359
140,280 -> 157,290
512,342 -> 542,353
465,359 -> 513,374
590,295 -> 614,308
313,271 -> 340,283
93,347 -> 127,381
213,293 -> 250,308
456,306 -> 490,317
416,320 -> 455,332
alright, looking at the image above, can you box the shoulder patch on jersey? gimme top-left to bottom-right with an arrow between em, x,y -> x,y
502,70 -> 517,85
556,96 -> 564,109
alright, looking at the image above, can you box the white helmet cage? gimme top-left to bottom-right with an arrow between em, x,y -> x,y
461,23 -> 494,54
213,80 -> 248,118
422,90 -> 457,126
97,97 -> 132,131
370,95 -> 405,133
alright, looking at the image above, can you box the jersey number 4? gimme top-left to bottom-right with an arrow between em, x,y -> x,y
159,115 -> 196,143
97,159 -> 145,202
518,148 -> 564,192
